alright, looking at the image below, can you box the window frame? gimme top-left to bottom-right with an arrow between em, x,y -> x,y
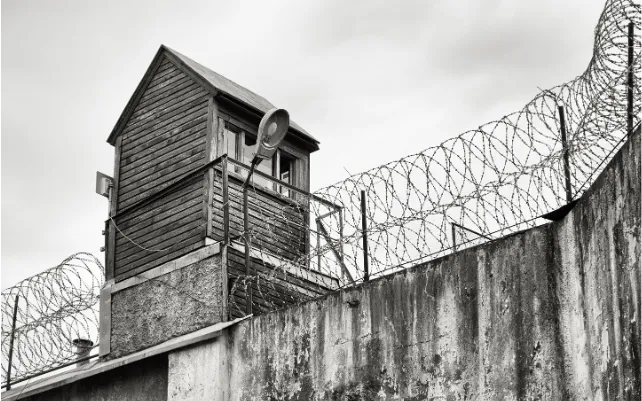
223,122 -> 301,194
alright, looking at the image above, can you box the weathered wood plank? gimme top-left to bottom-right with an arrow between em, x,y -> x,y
115,178 -> 202,230
214,193 -> 307,246
211,211 -> 305,260
123,86 -> 206,133
121,113 -> 207,158
203,97 -> 217,239
135,68 -> 184,102
115,240 -> 203,282
116,213 -> 203,259
120,130 -> 206,179
227,265 -> 321,303
148,58 -> 173,78
122,91 -> 208,137
119,140 -> 205,184
118,156 -> 205,208
120,104 -> 208,155
116,199 -> 202,247
211,182 -> 308,259
116,220 -> 205,272
119,152 -> 205,199
129,81 -> 202,123
142,63 -> 183,90
227,249 -> 330,295
136,79 -> 196,118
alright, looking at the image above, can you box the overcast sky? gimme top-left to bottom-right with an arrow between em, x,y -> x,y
1,0 -> 606,288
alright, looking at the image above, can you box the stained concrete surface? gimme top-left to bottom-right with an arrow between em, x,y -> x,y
15,131 -> 639,400
110,254 -> 224,358
222,130 -> 639,400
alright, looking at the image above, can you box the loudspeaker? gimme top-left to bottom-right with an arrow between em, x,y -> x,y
254,108 -> 289,160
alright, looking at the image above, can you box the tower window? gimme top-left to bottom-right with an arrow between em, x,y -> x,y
224,122 -> 296,194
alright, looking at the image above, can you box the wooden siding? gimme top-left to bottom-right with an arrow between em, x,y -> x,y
210,172 -> 307,261
112,56 -> 210,281
117,57 -> 209,210
114,175 -> 205,281
227,248 -> 336,319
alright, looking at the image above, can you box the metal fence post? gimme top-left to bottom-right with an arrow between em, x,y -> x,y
316,220 -> 321,271
339,208 -> 345,280
6,295 -> 20,390
360,190 -> 370,282
451,223 -> 457,251
628,21 -> 635,136
558,105 -> 573,203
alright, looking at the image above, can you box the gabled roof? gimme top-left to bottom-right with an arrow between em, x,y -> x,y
107,45 -> 318,149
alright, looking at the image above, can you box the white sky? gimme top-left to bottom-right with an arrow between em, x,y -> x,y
1,0 -> 606,289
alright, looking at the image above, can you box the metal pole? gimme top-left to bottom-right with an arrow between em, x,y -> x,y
242,160 -> 258,316
451,223 -> 457,251
360,191 -> 369,282
243,186 -> 252,315
339,208 -> 345,280
558,105 -> 573,203
222,156 -> 230,245
316,220 -> 321,272
6,295 -> 20,391
628,21 -> 634,136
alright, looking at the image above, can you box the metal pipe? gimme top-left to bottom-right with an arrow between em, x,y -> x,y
360,190 -> 370,282
628,21 -> 635,136
72,339 -> 94,367
242,159 -> 259,316
6,295 -> 20,391
558,105 -> 573,202
316,221 -> 321,272
338,208 -> 345,273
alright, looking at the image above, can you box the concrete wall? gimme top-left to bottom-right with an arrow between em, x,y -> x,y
20,355 -> 168,401
168,337 -> 229,401
14,131 -> 639,400
110,254 -> 224,358
218,130 -> 639,400
551,129 -> 640,399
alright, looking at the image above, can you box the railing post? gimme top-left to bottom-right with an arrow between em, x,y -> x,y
627,21 -> 635,136
222,156 -> 230,245
558,105 -> 573,203
243,185 -> 252,315
6,295 -> 20,391
360,190 -> 370,282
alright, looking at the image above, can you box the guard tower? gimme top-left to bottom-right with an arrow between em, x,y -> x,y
101,45 -> 340,359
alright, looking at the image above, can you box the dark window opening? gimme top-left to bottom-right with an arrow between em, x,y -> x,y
224,122 -> 297,194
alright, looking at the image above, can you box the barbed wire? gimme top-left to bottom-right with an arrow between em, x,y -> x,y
1,253 -> 104,386
1,0 -> 639,386
229,0 -> 640,314
309,0 -> 640,282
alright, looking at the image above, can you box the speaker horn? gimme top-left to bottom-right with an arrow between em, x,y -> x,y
254,108 -> 289,161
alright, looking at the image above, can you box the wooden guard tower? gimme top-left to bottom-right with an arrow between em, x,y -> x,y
101,45 -> 339,358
